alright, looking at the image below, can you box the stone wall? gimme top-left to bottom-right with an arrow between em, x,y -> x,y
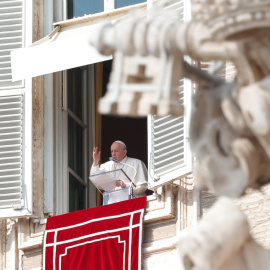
21,248 -> 42,270
142,175 -> 200,270
237,185 -> 270,249
201,186 -> 270,250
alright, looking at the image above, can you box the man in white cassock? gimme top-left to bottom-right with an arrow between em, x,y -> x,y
90,140 -> 148,196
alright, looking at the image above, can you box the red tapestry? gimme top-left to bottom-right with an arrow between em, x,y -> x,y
43,196 -> 146,270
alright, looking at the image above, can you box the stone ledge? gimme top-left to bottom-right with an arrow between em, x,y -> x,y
142,236 -> 177,255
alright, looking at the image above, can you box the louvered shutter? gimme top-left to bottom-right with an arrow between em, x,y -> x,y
0,0 -> 23,89
147,0 -> 192,189
0,94 -> 23,207
0,0 -> 32,217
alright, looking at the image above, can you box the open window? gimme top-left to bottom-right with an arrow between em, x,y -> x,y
99,60 -> 192,191
100,61 -> 148,167
58,60 -> 148,213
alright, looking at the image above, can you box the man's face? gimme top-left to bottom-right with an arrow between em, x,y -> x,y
111,142 -> 127,162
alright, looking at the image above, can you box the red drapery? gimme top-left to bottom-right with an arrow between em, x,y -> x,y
43,196 -> 146,270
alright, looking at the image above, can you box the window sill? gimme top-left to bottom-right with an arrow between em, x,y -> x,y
144,184 -> 175,224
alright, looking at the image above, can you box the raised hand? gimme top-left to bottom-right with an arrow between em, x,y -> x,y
93,147 -> 101,166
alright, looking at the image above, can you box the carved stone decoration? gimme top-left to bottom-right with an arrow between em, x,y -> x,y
97,16 -> 185,117
177,197 -> 270,270
238,76 -> 270,158
90,0 -> 270,197
190,82 -> 270,197
90,1 -> 270,269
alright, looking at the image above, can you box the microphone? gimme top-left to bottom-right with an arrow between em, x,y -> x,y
109,157 -> 137,187
109,157 -> 120,163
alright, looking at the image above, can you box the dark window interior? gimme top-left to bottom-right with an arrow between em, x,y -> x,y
100,60 -> 148,167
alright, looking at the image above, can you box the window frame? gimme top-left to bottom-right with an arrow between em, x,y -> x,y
53,66 -> 97,215
66,0 -> 147,16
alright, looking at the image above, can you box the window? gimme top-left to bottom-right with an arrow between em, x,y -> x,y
0,0 -> 32,218
67,0 -> 146,19
115,0 -> 145,9
67,0 -> 104,19
49,1 -> 148,215
67,67 -> 87,212
62,66 -> 96,213
53,0 -> 191,213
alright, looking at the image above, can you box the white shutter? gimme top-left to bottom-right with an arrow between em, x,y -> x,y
0,0 -> 32,218
0,94 -> 23,209
148,78 -> 192,188
147,0 -> 192,189
0,0 -> 24,89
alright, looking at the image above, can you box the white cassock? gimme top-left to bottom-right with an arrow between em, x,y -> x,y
90,156 -> 148,190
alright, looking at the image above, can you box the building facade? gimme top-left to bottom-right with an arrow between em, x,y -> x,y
0,0 -> 270,269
